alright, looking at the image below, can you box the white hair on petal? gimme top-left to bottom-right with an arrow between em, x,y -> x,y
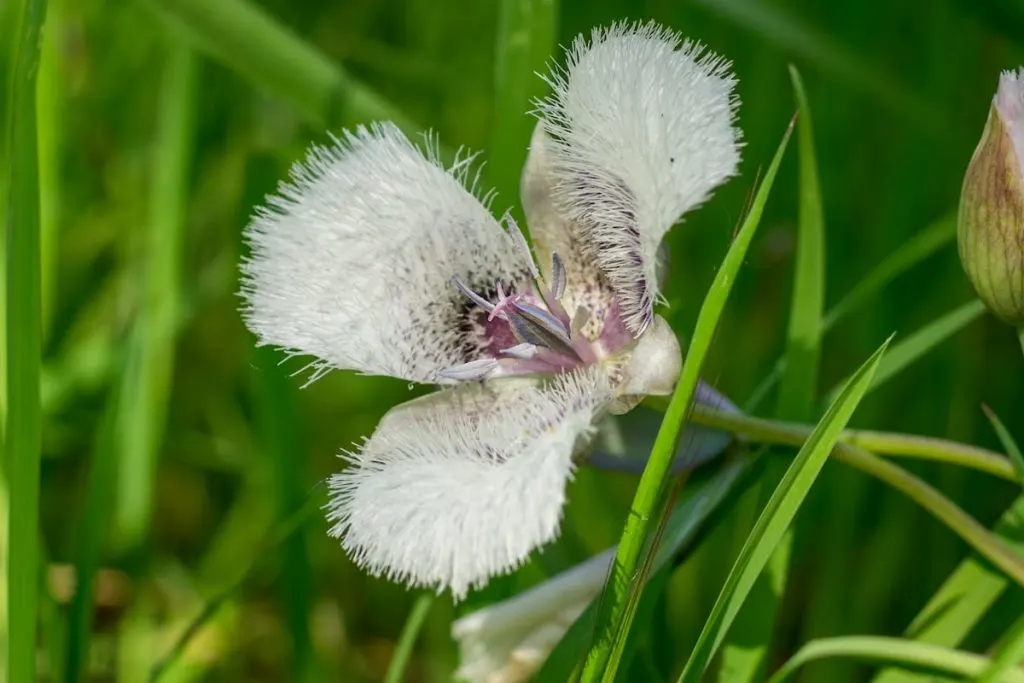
326,369 -> 611,601
240,122 -> 531,384
535,21 -> 742,335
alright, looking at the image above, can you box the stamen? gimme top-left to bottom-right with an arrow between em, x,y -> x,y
452,276 -> 495,313
500,343 -> 538,359
508,301 -> 581,361
504,212 -> 540,279
439,358 -> 499,381
570,305 -> 591,336
550,252 -> 567,301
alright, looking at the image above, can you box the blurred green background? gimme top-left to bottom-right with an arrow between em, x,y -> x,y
3,0 -> 1024,680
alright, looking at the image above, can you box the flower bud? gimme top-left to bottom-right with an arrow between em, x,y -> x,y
959,69 -> 1024,326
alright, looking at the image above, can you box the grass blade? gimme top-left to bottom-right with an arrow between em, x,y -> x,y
676,338 -> 891,683
578,119 -> 794,683
149,0 -> 416,132
113,42 -> 196,550
383,594 -> 435,683
767,636 -> 1023,683
489,0 -> 557,210
4,0 -> 48,679
536,456 -> 752,682
982,405 -> 1024,486
745,213 -> 956,412
975,614 -> 1024,683
824,298 -> 986,404
719,67 -> 825,683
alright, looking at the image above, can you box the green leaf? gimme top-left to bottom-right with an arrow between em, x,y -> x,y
824,298 -> 986,404
974,613 -> 1024,683
719,66 -> 825,683
767,636 -> 1024,683
4,0 -> 47,680
535,456 -> 752,683
983,404 -> 1024,486
676,338 -> 891,683
148,0 -> 417,132
113,42 -> 197,551
578,119 -> 794,683
745,212 -> 955,412
488,0 -> 557,214
384,594 -> 435,683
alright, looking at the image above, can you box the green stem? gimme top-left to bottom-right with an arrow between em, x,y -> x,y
675,406 -> 1024,589
383,594 -> 435,683
1018,327 -> 1024,358
684,406 -> 1016,482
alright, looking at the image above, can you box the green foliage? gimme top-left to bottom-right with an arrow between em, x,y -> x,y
4,0 -> 1024,681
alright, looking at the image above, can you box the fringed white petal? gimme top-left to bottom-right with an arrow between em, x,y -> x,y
241,122 -> 531,384
326,370 -> 611,601
452,549 -> 613,683
535,21 -> 742,335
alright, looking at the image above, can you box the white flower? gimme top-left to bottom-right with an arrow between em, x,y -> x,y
240,21 -> 741,600
451,549 -> 614,683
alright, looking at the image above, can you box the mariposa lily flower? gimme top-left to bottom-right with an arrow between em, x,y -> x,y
241,21 -> 741,600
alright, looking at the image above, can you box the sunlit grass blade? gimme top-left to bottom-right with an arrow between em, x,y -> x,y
676,338 -> 889,683
112,42 -> 196,550
536,456 -> 752,682
824,298 -> 986,404
689,0 -> 946,134
982,404 -> 1024,486
4,0 -> 48,679
36,0 -> 61,340
745,212 -> 956,412
720,67 -> 824,683
871,494 -> 1024,683
488,0 -> 556,210
767,636 -> 1024,683
384,594 -> 435,683
975,614 -> 1024,683
578,119 -> 794,683
149,0 -> 416,132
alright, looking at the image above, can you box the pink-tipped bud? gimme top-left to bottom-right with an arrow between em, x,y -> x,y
959,69 -> 1024,326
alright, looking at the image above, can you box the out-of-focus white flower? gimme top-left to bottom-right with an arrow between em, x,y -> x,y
451,549 -> 614,683
240,21 -> 741,600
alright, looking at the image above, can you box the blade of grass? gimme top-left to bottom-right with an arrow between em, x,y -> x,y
536,455 -> 753,682
384,594 -> 435,683
975,614 -> 1024,683
982,405 -> 1024,486
251,348 -> 316,681
4,0 -> 47,679
148,0 -> 417,133
745,212 -> 956,412
719,67 -> 825,683
64,357 -> 125,683
767,636 -> 1024,683
875,500 -> 1024,683
488,0 -> 556,212
578,119 -> 794,683
676,338 -> 890,683
823,298 -> 986,404
36,0 -> 60,340
112,41 -> 196,550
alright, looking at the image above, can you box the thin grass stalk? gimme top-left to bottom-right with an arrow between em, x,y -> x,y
579,119 -> 793,683
384,594 -> 435,683
113,42 -> 196,549
4,0 -> 48,680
